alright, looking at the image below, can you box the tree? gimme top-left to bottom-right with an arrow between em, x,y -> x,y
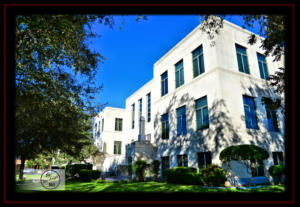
219,144 -> 269,186
199,15 -> 285,110
132,160 -> 149,182
15,15 -> 115,179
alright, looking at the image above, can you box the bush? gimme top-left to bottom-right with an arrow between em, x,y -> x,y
66,163 -> 93,177
268,165 -> 285,184
164,167 -> 202,185
78,169 -> 101,181
200,164 -> 227,187
132,160 -> 149,182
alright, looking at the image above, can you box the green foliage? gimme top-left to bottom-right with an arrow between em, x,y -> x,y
200,164 -> 227,187
132,160 -> 149,182
66,163 -> 93,177
151,160 -> 160,181
268,165 -> 285,184
78,169 -> 101,181
219,145 -> 269,162
164,167 -> 202,185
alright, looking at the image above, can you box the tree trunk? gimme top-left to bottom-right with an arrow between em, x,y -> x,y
19,156 -> 26,180
248,161 -> 256,186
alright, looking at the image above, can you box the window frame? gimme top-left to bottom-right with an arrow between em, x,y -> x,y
195,96 -> 209,130
161,71 -> 168,96
177,154 -> 188,167
175,59 -> 185,88
113,141 -> 122,155
161,113 -> 169,140
257,53 -> 269,80
235,44 -> 250,74
197,151 -> 212,169
192,45 -> 205,78
242,95 -> 259,129
131,103 -> 135,129
176,105 -> 187,136
147,93 -> 151,122
115,118 -> 123,131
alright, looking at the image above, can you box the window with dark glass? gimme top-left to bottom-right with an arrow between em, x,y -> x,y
176,106 -> 187,136
147,93 -> 151,122
272,152 -> 284,165
161,71 -> 168,96
161,156 -> 170,177
139,98 -> 142,117
195,96 -> 209,130
254,160 -> 265,176
236,44 -> 250,74
132,104 -> 135,129
197,152 -> 212,169
264,98 -> 279,132
257,53 -> 269,80
243,95 -> 258,129
114,141 -> 122,154
161,113 -> 169,139
192,45 -> 205,77
115,118 -> 123,131
177,154 -> 188,167
175,60 -> 184,88
102,118 -> 104,131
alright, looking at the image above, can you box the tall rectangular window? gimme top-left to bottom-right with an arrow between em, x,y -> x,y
132,104 -> 135,129
161,156 -> 170,177
161,113 -> 169,139
254,160 -> 265,176
114,141 -> 122,154
257,53 -> 269,80
177,154 -> 188,167
175,60 -> 184,88
195,96 -> 209,130
176,106 -> 187,136
243,95 -> 258,129
161,71 -> 168,96
147,93 -> 151,122
236,44 -> 250,74
192,45 -> 205,77
139,98 -> 142,117
264,98 -> 280,132
272,152 -> 284,165
115,118 -> 123,131
197,152 -> 212,169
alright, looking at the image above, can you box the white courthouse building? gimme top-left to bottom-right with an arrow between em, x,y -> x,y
93,20 -> 285,181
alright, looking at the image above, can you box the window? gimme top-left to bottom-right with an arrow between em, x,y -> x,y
272,152 -> 284,165
254,160 -> 265,176
147,93 -> 151,122
192,45 -> 205,77
161,71 -> 168,96
257,53 -> 269,80
236,44 -> 250,74
102,118 -> 104,131
161,156 -> 170,177
161,113 -> 169,139
195,96 -> 209,130
176,106 -> 187,136
115,118 -> 123,131
132,104 -> 135,129
177,154 -> 188,167
264,98 -> 279,132
243,95 -> 258,129
175,60 -> 184,88
139,98 -> 142,117
197,152 -> 212,169
114,141 -> 122,154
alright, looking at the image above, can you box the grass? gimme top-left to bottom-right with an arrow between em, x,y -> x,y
16,180 -> 285,193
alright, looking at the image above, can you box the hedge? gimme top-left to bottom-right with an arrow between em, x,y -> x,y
200,164 -> 227,187
66,163 -> 93,177
78,169 -> 101,181
164,167 -> 202,185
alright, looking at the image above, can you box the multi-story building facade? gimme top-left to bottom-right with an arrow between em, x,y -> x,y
93,20 -> 285,180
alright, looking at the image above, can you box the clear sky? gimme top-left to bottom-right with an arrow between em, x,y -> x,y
88,15 -> 261,109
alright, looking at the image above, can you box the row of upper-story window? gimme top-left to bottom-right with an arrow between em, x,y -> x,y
131,92 -> 151,129
160,95 -> 280,140
160,44 -> 270,97
94,117 -> 123,136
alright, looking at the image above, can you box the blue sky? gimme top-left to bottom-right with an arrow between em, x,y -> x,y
88,15 -> 261,109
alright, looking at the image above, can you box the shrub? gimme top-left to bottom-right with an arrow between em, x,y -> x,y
200,164 -> 227,187
164,167 -> 201,185
66,163 -> 93,177
132,160 -> 149,182
151,160 -> 160,181
78,169 -> 101,181
268,165 -> 285,184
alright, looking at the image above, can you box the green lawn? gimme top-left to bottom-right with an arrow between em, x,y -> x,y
16,180 -> 285,193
